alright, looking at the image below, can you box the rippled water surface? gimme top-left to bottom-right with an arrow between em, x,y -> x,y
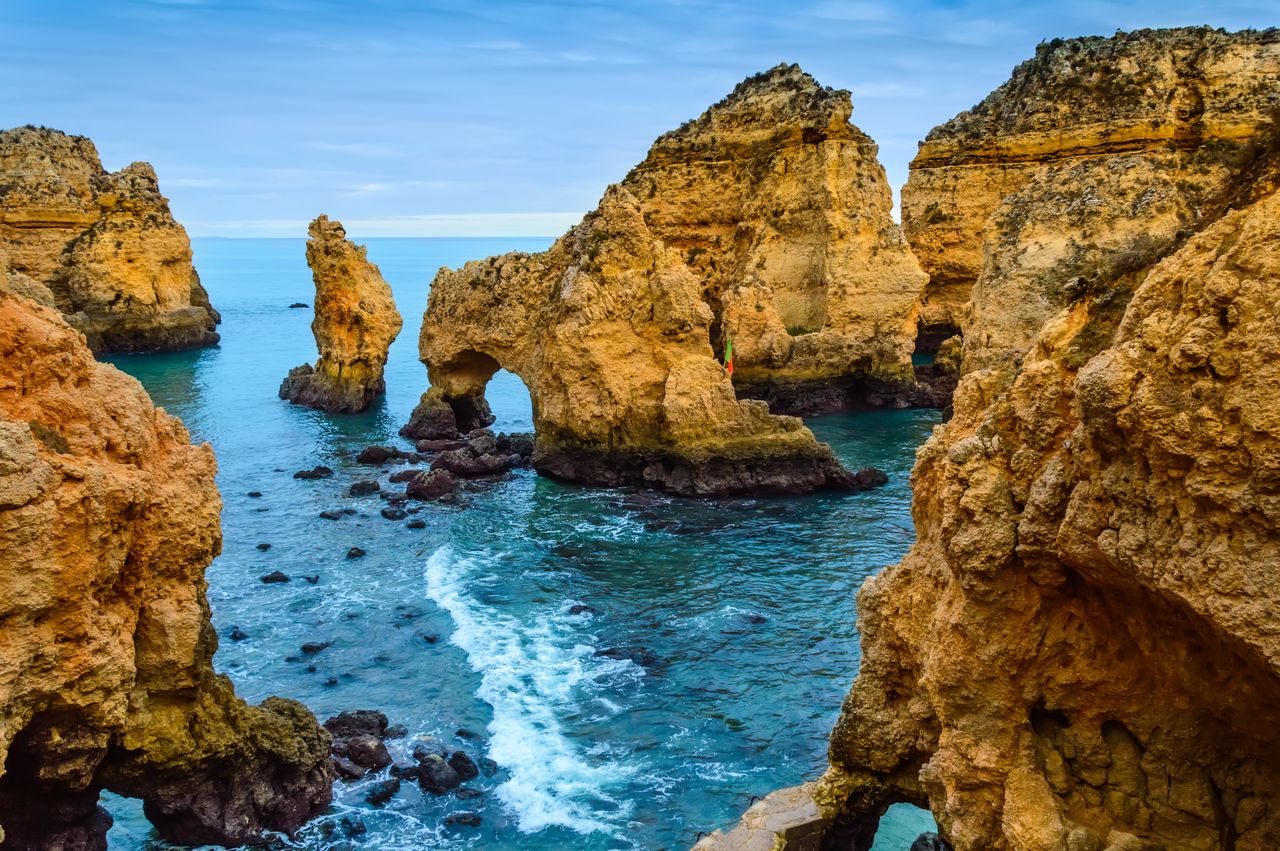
102,237 -> 939,850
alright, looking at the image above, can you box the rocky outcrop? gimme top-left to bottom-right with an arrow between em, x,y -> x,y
0,126 -> 220,353
403,65 -> 924,494
902,27 -> 1280,367
0,291 -> 332,847
406,185 -> 871,497
279,215 -> 402,413
806,28 -> 1280,851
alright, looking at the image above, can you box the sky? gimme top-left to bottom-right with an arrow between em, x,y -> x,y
2,0 -> 1275,237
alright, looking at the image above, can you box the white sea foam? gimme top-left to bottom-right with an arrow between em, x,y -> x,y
424,546 -> 636,836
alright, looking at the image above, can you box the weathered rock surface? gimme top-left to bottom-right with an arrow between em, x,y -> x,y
0,126 -> 220,353
903,27 -> 1280,368
0,291 -> 331,847
810,29 -> 1280,851
280,215 -> 402,413
407,185 -> 865,497
405,66 -> 920,494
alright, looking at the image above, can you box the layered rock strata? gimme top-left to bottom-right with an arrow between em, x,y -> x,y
903,27 -> 1280,367
810,28 -> 1280,851
0,290 -> 332,848
0,126 -> 220,353
280,215 -> 403,413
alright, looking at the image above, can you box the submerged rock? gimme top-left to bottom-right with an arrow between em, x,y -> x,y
364,777 -> 400,807
293,465 -> 334,480
0,126 -> 221,353
260,570 -> 291,584
0,290 -> 330,848
279,216 -> 403,413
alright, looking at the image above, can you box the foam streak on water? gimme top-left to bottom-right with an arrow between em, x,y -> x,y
424,546 -> 636,837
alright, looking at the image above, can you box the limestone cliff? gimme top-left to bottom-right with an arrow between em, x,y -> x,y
279,215 -> 402,413
809,29 -> 1280,851
0,291 -> 331,847
620,64 -> 926,405
902,27 -> 1280,365
0,126 -> 220,354
406,186 -> 872,496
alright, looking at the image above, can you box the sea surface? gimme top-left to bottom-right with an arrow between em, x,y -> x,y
100,237 -> 939,850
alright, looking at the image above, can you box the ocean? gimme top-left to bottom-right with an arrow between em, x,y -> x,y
100,236 -> 938,850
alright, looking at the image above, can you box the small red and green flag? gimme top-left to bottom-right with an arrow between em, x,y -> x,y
724,336 -> 734,375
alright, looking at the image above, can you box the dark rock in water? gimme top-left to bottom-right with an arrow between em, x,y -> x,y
301,641 -> 331,655
346,546 -> 366,559
293,466 -> 334,480
455,728 -> 477,739
228,626 -> 249,641
455,787 -> 484,801
305,664 -> 317,673
910,833 -> 952,851
341,816 -> 366,837
431,447 -> 516,478
419,633 -> 440,644
415,438 -> 466,453
247,490 -> 263,498
304,574 -> 319,584
288,302 -> 309,309
390,761 -> 420,781
356,445 -> 408,464
852,466 -> 889,488
568,604 -> 599,616
341,507 -> 357,515
324,710 -> 389,739
260,570 -> 290,584
385,492 -> 408,505
496,431 -> 535,459
407,519 -> 427,529
331,754 -> 365,780
325,677 -> 338,686
477,757 -> 498,777
400,393 -> 470,441
406,469 -> 458,501
364,777 -> 401,807
388,469 -> 420,483
447,751 -> 480,781
466,429 -> 498,455
416,754 -> 461,795
319,510 -> 343,521
594,646 -> 660,668
337,734 -> 391,771
738,612 -> 767,625
445,811 -> 482,827
380,506 -> 408,520
349,479 -> 380,496
384,724 -> 408,739
255,542 -> 271,551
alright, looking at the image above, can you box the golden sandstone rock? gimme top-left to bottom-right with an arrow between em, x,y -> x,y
279,215 -> 403,413
0,291 -> 331,847
810,27 -> 1280,851
404,65 -> 921,494
0,126 -> 220,353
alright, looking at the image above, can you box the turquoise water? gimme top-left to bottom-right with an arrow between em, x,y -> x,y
101,237 -> 939,850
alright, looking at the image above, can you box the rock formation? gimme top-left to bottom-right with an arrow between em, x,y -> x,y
0,126 -> 220,353
0,290 -> 332,847
279,215 -> 402,413
805,28 -> 1280,851
903,27 -> 1280,367
403,64 -> 926,494
406,186 -> 871,496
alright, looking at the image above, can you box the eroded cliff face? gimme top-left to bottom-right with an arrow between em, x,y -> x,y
0,291 -> 331,848
0,126 -> 220,354
408,186 -> 869,496
902,27 -> 1280,365
620,64 -> 926,405
280,215 -> 403,413
813,28 -> 1280,851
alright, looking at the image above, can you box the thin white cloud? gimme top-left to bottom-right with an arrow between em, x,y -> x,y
807,1 -> 893,22
188,211 -> 585,238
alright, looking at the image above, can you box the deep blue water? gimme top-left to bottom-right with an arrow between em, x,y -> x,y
101,237 -> 938,850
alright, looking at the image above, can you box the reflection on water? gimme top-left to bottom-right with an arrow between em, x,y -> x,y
103,237 -> 938,849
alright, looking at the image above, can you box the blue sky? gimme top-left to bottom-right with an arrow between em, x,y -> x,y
3,0 -> 1274,236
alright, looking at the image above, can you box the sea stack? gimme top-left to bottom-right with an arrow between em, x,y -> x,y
279,215 -> 403,413
0,289 -> 332,847
802,28 -> 1280,851
401,64 -> 925,496
0,126 -> 220,353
